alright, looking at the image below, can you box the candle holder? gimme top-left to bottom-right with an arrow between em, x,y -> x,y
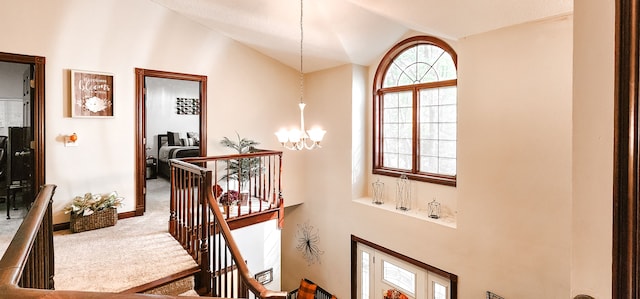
372,179 -> 384,205
395,175 -> 411,211
428,199 -> 441,219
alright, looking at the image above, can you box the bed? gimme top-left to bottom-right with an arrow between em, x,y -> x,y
156,133 -> 201,178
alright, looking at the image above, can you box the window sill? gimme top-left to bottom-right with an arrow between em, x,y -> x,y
353,197 -> 457,229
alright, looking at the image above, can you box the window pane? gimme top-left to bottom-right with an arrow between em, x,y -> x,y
420,156 -> 438,173
439,140 -> 456,158
384,123 -> 398,138
383,138 -> 399,153
384,93 -> 399,108
439,105 -> 456,122
383,260 -> 416,295
420,139 -> 438,156
433,54 -> 457,80
384,153 -> 398,168
439,123 -> 456,141
361,252 -> 370,299
439,86 -> 457,105
434,281 -> 447,299
398,138 -> 412,155
398,154 -> 412,170
399,123 -> 412,138
439,158 -> 456,176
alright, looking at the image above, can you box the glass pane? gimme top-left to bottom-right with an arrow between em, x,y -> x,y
433,54 -> 457,80
420,123 -> 437,140
384,153 -> 398,168
420,156 -> 438,173
418,44 -> 445,66
439,86 -> 457,105
433,281 -> 447,299
383,65 -> 402,88
383,138 -> 399,153
439,158 -> 456,176
384,93 -> 399,108
384,123 -> 399,138
439,140 -> 456,158
420,106 -> 439,123
420,88 -> 438,106
398,107 -> 412,123
398,154 -> 412,170
398,91 -> 413,107
361,252 -> 370,299
399,123 -> 412,138
382,260 -> 416,295
439,104 -> 456,122
398,138 -> 412,154
439,123 -> 456,141
420,139 -> 438,156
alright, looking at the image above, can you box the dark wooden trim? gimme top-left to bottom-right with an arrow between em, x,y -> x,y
119,266 -> 200,294
226,210 -> 279,231
0,52 -> 46,200
372,36 -> 458,187
613,0 -> 640,298
351,235 -> 458,299
134,68 -> 207,217
53,211 -> 136,232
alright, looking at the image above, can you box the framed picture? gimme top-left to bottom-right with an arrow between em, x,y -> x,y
71,70 -> 114,118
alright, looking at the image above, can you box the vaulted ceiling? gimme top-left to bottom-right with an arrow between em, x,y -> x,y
150,0 -> 573,72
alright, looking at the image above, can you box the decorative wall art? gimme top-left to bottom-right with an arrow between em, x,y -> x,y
176,97 -> 200,115
71,70 -> 114,118
296,221 -> 324,265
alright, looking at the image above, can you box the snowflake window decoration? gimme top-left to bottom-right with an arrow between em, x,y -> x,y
296,221 -> 324,265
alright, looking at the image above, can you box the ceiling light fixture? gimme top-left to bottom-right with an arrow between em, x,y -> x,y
275,0 -> 326,151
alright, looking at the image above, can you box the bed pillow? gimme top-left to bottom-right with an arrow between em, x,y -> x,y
187,131 -> 200,145
167,131 -> 181,146
181,137 -> 197,146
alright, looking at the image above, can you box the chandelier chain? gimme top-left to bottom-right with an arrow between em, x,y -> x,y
299,0 -> 304,104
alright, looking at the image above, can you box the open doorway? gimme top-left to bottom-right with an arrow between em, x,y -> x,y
134,68 -> 207,216
0,52 -> 45,219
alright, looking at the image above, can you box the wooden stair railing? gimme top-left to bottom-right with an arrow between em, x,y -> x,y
169,150 -> 287,299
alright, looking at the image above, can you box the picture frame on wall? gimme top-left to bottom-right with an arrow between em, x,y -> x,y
70,69 -> 114,118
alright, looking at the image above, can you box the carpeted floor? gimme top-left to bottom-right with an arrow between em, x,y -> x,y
0,195 -> 28,257
53,178 -> 199,293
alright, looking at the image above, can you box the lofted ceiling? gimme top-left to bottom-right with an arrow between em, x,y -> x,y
149,0 -> 573,72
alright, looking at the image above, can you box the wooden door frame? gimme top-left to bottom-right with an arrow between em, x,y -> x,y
134,68 -> 207,216
613,0 -> 640,297
0,52 -> 45,196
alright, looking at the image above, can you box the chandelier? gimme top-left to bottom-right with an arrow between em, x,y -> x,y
275,0 -> 326,150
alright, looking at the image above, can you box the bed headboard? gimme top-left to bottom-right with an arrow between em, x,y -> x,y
157,134 -> 168,158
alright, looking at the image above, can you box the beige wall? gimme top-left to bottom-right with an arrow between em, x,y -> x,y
1,0 -> 616,298
571,0 -> 614,297
0,0 -> 302,224
283,15 -> 576,299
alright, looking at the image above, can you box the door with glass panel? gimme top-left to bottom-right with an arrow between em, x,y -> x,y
357,243 -> 451,299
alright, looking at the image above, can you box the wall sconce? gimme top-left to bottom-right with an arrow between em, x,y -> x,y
428,199 -> 441,219
64,133 -> 78,147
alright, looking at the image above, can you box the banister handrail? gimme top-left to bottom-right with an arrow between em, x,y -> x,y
0,185 -> 56,286
169,150 -> 287,298
0,185 -> 204,299
204,179 -> 287,299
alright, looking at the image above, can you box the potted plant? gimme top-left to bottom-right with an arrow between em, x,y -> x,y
64,191 -> 123,233
219,133 -> 263,203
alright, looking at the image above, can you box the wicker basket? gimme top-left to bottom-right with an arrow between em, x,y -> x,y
70,207 -> 118,233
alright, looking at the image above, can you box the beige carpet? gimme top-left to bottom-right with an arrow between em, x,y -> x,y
53,178 -> 198,293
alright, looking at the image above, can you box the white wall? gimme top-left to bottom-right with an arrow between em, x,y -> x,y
571,0 -> 614,297
232,219 -> 282,291
0,0 -> 301,224
145,77 -> 200,157
282,16 -> 575,298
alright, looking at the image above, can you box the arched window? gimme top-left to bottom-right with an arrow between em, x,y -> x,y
373,36 -> 457,186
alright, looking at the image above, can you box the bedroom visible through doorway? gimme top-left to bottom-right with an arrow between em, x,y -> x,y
134,68 -> 207,216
